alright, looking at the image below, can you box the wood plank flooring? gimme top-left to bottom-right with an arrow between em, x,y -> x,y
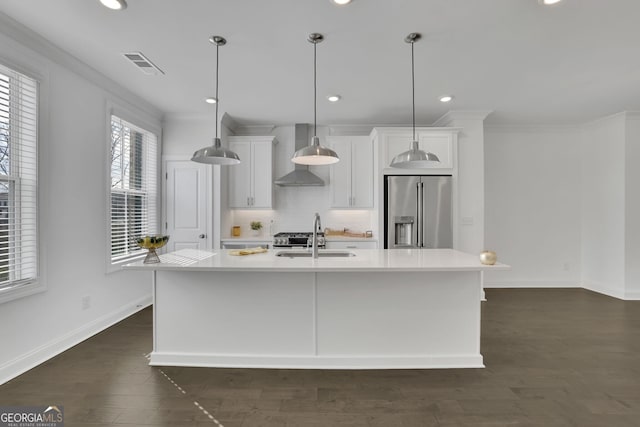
1,288 -> 639,426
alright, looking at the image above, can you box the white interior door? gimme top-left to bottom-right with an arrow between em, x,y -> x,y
165,159 -> 209,251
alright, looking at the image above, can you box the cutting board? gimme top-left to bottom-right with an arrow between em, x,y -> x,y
228,247 -> 268,256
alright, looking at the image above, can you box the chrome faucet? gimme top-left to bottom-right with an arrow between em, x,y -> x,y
312,212 -> 322,259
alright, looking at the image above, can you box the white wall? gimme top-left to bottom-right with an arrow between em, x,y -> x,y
484,126 -> 582,288
580,114 -> 626,298
0,15 -> 161,383
625,114 -> 640,299
434,112 -> 490,254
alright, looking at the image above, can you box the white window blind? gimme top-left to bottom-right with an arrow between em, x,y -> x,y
0,63 -> 38,292
109,115 -> 158,263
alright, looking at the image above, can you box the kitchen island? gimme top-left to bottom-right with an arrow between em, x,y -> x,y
125,248 -> 508,369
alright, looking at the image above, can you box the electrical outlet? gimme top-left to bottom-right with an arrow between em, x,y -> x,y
82,296 -> 91,310
461,217 -> 474,225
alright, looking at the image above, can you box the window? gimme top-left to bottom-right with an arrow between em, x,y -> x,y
109,115 -> 158,264
0,63 -> 38,295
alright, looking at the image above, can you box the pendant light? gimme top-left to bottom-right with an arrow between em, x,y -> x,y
390,33 -> 440,169
291,33 -> 339,166
191,36 -> 241,166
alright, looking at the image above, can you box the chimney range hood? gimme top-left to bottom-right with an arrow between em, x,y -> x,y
274,124 -> 325,187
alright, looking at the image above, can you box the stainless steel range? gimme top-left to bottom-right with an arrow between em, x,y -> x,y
273,232 -> 325,249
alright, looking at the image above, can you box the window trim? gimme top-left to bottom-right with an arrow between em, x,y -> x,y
0,56 -> 47,305
105,101 -> 161,273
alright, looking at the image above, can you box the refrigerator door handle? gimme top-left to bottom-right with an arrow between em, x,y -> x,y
420,182 -> 425,248
416,181 -> 422,247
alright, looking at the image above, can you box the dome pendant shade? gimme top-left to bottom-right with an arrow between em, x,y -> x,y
191,137 -> 240,165
292,136 -> 339,165
191,35 -> 240,166
390,33 -> 440,169
390,140 -> 440,169
291,33 -> 339,166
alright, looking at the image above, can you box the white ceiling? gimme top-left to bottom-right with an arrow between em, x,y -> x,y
1,0 -> 640,126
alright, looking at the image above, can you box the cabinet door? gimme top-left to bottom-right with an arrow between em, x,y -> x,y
329,137 -> 352,208
385,133 -> 413,167
384,131 -> 453,169
417,133 -> 453,168
251,141 -> 273,208
228,140 -> 252,208
350,137 -> 374,208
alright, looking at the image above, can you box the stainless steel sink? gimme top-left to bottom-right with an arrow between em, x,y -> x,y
276,251 -> 356,258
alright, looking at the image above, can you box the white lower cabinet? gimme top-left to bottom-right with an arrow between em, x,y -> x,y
326,240 -> 378,249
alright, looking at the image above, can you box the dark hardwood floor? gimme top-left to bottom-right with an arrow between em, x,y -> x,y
1,288 -> 639,426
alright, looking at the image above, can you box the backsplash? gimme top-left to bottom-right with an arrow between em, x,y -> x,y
229,209 -> 375,238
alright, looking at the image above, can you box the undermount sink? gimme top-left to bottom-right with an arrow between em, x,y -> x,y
276,251 -> 356,258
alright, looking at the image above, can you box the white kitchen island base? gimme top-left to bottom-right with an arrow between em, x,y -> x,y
150,268 -> 484,369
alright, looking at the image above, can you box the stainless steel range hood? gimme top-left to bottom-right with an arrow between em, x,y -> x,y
274,124 -> 325,186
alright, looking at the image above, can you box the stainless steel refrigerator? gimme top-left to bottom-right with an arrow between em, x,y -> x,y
384,175 -> 453,249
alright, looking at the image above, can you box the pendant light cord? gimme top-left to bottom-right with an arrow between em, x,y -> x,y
314,41 -> 317,137
215,41 -> 219,140
411,40 -> 415,142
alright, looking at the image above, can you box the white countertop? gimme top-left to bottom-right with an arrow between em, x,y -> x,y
124,248 -> 509,273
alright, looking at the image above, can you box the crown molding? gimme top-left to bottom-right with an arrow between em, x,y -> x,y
0,11 -> 162,120
233,125 -> 277,136
433,110 -> 493,127
484,123 -> 582,134
582,111 -> 629,128
328,125 -> 375,136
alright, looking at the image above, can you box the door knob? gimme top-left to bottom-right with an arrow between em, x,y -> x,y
199,234 -> 206,239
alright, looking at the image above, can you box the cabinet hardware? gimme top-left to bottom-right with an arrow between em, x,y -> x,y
199,234 -> 206,239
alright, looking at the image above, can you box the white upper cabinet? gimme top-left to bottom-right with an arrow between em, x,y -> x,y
328,136 -> 374,208
228,136 -> 277,209
374,127 -> 457,171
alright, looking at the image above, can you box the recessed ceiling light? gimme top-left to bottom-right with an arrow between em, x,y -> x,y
331,0 -> 352,5
539,0 -> 563,5
100,0 -> 127,10
205,97 -> 217,104
327,95 -> 341,102
439,95 -> 454,103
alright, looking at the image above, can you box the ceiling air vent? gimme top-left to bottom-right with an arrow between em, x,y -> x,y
123,52 -> 165,75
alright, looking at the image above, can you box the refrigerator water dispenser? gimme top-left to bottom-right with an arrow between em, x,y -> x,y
394,216 -> 414,246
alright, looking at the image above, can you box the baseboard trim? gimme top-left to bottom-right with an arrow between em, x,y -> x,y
0,295 -> 152,385
484,281 -> 580,289
582,282 -> 626,300
149,352 -> 484,370
624,291 -> 640,300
